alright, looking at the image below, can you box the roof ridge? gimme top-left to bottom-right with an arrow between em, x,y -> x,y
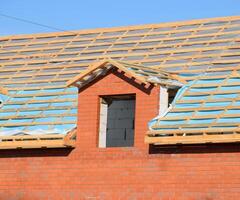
0,15 -> 239,39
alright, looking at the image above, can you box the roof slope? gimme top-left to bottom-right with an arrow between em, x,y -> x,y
0,87 -> 78,136
0,16 -> 239,136
0,16 -> 240,81
147,69 -> 240,144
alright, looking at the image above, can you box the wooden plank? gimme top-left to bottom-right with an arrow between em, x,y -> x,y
147,127 -> 240,135
171,105 -> 240,112
66,60 -> 107,86
190,81 -> 240,88
12,91 -> 76,98
151,122 -> 240,129
184,89 -> 240,96
177,96 -> 240,104
109,59 -> 148,84
63,128 -> 77,147
0,77 -> 71,85
7,84 -> 68,91
5,97 -> 77,105
0,134 -> 75,149
0,69 -> 83,79
175,66 -> 240,76
0,113 -> 76,120
0,120 -> 76,127
145,133 -> 240,145
159,113 -> 240,121
0,105 -> 77,113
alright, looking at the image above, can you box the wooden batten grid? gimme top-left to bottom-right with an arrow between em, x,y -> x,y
146,68 -> 240,145
0,16 -> 239,148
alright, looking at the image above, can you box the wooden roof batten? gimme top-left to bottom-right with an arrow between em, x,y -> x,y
145,126 -> 240,145
66,59 -> 184,89
145,131 -> 240,145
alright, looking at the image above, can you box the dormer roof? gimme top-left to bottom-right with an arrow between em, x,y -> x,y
66,59 -> 184,88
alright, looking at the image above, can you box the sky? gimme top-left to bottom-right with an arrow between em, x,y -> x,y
0,0 -> 239,36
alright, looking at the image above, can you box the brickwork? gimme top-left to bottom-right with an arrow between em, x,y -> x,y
0,70 -> 240,200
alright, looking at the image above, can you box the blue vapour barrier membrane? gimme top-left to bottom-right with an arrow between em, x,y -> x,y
212,94 -> 238,99
196,110 -> 223,115
0,87 -> 78,136
181,95 -> 209,101
194,79 -> 225,84
149,71 -> 240,132
228,77 -> 240,82
188,87 -> 218,92
166,111 -> 194,117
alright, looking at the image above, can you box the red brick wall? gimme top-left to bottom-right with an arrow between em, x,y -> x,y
77,69 -> 158,150
0,70 -> 240,200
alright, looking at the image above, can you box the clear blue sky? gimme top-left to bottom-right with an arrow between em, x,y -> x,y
0,0 -> 239,36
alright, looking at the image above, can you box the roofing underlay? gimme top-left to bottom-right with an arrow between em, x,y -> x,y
147,69 -> 240,144
0,16 -> 239,138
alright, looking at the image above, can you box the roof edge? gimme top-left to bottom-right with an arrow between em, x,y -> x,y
0,15 -> 239,39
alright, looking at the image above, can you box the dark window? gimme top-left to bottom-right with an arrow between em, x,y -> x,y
99,94 -> 135,147
168,88 -> 179,106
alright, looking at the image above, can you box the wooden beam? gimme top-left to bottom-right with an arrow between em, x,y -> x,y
66,60 -> 107,87
108,59 -> 148,84
0,134 -> 75,149
147,127 -> 240,135
66,59 -> 153,88
64,128 -> 77,147
151,122 -> 240,129
145,133 -> 240,145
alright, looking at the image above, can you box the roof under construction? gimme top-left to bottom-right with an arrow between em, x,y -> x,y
0,15 -> 239,147
146,70 -> 240,145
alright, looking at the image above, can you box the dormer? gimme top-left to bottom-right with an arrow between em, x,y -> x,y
67,59 -> 184,148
